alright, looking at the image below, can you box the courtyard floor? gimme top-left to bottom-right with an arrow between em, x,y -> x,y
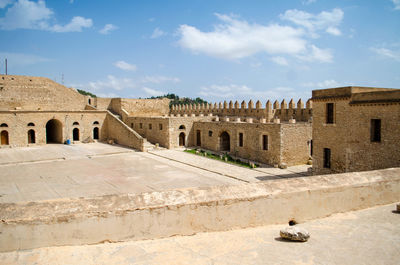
0,143 -> 310,203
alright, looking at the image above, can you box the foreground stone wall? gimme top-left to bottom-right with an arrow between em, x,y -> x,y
0,75 -> 87,111
1,167 -> 399,252
0,111 -> 107,146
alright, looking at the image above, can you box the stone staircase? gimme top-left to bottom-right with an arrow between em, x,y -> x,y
143,140 -> 165,152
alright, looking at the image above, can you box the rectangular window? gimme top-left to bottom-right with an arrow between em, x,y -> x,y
149,124 -> 152,130
239,133 -> 243,147
208,131 -> 213,137
131,123 -> 134,128
371,119 -> 381,142
139,123 -> 143,129
326,103 -> 334,124
262,135 -> 268,150
159,123 -> 163,130
323,148 -> 331,168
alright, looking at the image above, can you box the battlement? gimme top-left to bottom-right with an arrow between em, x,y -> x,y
170,99 -> 313,122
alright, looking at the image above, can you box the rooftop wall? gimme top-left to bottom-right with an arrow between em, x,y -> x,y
0,75 -> 87,111
1,167 -> 399,251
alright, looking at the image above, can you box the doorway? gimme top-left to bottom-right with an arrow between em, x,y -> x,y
73,128 -> 80,141
28,129 -> 35,144
220,131 -> 230,151
46,119 -> 63,143
93,127 -> 99,140
179,132 -> 185,146
1,131 -> 9,145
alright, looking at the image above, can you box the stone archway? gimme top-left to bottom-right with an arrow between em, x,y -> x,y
1,130 -> 9,145
220,131 -> 230,151
46,119 -> 63,143
179,132 -> 185,146
73,128 -> 80,141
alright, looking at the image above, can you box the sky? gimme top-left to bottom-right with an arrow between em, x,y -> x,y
0,0 -> 399,102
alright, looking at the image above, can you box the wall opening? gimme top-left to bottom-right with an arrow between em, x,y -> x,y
371,119 -> 381,142
46,119 -> 63,144
323,148 -> 331,169
73,128 -> 80,141
28,129 -> 35,144
1,130 -> 9,145
239,132 -> 243,147
27,122 -> 35,126
326,103 -> 334,124
93,127 -> 99,140
220,131 -> 230,152
196,130 -> 201,146
179,132 -> 185,146
0,123 -> 8,127
262,135 -> 268,150
179,125 -> 186,130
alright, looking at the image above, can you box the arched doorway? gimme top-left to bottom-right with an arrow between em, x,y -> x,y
179,132 -> 185,146
93,127 -> 99,140
46,119 -> 63,143
220,131 -> 230,151
73,128 -> 80,141
28,129 -> 35,144
1,131 -> 9,145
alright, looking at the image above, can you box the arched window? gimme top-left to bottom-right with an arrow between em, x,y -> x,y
93,121 -> 99,125
73,122 -> 79,126
179,125 -> 186,130
28,129 -> 35,144
27,122 -> 35,126
0,123 -> 8,127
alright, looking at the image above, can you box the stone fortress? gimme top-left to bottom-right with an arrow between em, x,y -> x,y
0,74 -> 399,174
1,74 -> 400,257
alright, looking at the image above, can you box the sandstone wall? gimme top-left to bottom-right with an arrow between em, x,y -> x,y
121,98 -> 170,117
192,120 -> 311,166
105,112 -> 145,151
0,75 -> 87,111
0,111 -> 107,147
170,99 -> 312,122
312,88 -> 400,174
126,116 -> 170,148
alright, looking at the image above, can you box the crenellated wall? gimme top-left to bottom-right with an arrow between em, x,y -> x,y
170,99 -> 312,122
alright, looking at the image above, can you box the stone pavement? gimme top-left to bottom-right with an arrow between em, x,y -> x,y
149,149 -> 311,182
1,203 -> 398,265
0,143 -> 241,203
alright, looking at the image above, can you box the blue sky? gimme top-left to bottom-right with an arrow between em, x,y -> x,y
0,0 -> 399,102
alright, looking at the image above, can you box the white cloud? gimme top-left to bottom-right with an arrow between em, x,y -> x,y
0,0 -> 14,8
113,60 -> 137,71
178,13 -> 307,60
302,79 -> 340,88
151,27 -> 166,39
0,0 -> 92,32
0,52 -> 50,66
50,16 -> 92,32
392,0 -> 400,10
87,75 -> 136,91
99,23 -> 118,35
142,87 -> 165,97
271,56 -> 288,65
280,8 -> 343,37
142,75 -> 180,84
370,47 -> 400,61
297,45 -> 333,63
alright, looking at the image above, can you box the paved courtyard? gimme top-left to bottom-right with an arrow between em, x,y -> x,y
0,143 -> 310,203
1,203 -> 398,264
